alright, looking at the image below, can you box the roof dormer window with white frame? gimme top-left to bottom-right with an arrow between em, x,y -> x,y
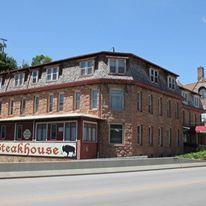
79,60 -> 94,76
108,58 -> 126,74
31,70 -> 39,84
167,75 -> 176,90
149,68 -> 159,83
46,67 -> 59,81
14,73 -> 25,87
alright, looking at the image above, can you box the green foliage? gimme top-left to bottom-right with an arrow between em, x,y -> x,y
0,52 -> 17,71
31,55 -> 52,66
178,150 -> 206,160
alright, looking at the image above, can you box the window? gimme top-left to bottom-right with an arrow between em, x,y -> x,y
182,91 -> 188,104
34,96 -> 39,113
65,122 -> 77,141
137,125 -> 143,145
15,125 -> 23,140
36,124 -> 47,141
177,129 -> 180,146
149,68 -> 158,83
167,76 -> 176,89
46,67 -> 59,81
14,73 -> 25,87
48,95 -> 54,112
137,91 -> 142,112
108,58 -> 126,74
110,89 -> 124,110
148,126 -> 153,145
79,60 -> 94,76
110,124 -> 123,144
20,99 -> 26,115
199,87 -> 206,99
175,102 -> 179,119
31,70 -> 39,84
8,100 -> 14,115
157,97 -> 162,116
58,93 -> 64,112
83,122 -> 97,142
0,125 -> 6,139
183,110 -> 186,124
194,96 -> 199,108
168,128 -> 172,147
158,127 -> 163,147
0,78 -> 3,88
148,95 -> 153,114
74,91 -> 80,110
90,90 -> 98,109
50,124 -> 57,140
167,100 -> 171,118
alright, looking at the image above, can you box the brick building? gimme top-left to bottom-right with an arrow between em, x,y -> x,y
0,51 -> 203,159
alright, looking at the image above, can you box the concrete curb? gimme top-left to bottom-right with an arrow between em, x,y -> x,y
1,162 -> 206,179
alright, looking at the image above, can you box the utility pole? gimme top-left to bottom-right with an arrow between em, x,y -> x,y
0,38 -> 7,53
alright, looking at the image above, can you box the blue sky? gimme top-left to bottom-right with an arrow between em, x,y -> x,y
1,0 -> 206,84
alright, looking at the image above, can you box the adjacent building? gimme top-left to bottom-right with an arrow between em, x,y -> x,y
0,51 -> 203,159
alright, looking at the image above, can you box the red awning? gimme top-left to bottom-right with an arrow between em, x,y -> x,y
195,126 -> 206,134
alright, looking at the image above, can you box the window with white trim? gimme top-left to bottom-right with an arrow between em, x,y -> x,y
137,125 -> 143,145
34,96 -> 39,113
0,125 -> 6,139
74,91 -> 80,110
149,68 -> 158,83
148,95 -> 153,114
167,76 -> 176,89
46,67 -> 59,81
110,89 -> 124,110
20,98 -> 26,115
109,124 -> 123,144
182,91 -> 189,104
8,100 -> 14,115
65,122 -> 77,141
168,128 -> 172,147
0,78 -> 3,88
79,60 -> 94,76
31,70 -> 39,84
58,93 -> 64,112
157,97 -> 163,116
48,94 -> 54,112
108,58 -> 126,74
91,89 -> 98,109
50,124 -> 57,140
148,126 -> 153,145
83,122 -> 97,142
194,96 -> 199,108
14,73 -> 25,87
36,124 -> 47,141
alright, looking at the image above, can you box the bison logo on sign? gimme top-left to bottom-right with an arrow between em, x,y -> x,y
62,145 -> 75,157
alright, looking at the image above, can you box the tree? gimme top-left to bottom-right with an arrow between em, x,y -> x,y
0,52 -> 17,71
31,55 -> 52,66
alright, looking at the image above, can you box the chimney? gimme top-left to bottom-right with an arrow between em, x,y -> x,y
198,66 -> 204,81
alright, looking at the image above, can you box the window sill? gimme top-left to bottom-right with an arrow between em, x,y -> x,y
109,143 -> 124,146
109,73 -> 126,76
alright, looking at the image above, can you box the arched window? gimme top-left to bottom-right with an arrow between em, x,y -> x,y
198,87 -> 206,99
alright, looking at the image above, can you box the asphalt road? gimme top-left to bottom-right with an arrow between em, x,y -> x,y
0,167 -> 206,206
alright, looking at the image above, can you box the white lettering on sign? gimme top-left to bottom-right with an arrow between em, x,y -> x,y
0,142 -> 76,157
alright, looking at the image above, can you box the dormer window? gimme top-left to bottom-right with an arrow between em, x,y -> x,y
79,60 -> 94,76
149,68 -> 158,83
46,67 -> 59,81
167,76 -> 176,89
31,70 -> 39,84
14,73 -> 25,87
182,91 -> 189,104
194,96 -> 199,108
108,58 -> 126,74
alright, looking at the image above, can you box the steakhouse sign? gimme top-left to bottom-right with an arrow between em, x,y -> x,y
0,142 -> 76,157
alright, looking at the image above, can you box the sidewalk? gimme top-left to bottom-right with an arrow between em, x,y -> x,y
0,157 -> 206,179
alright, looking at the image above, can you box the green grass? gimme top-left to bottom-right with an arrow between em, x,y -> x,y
178,150 -> 206,160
